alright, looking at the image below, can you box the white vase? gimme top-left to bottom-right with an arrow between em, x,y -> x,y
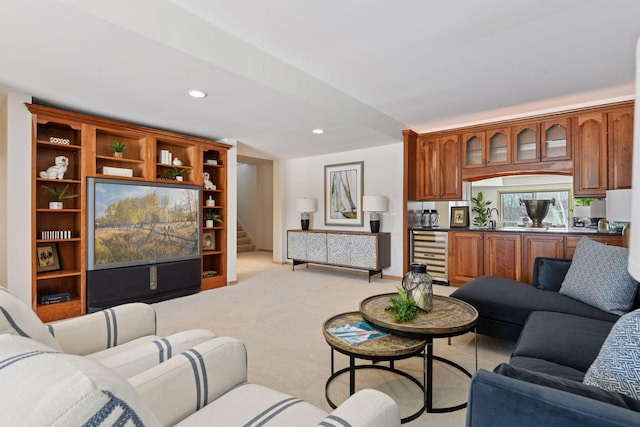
49,202 -> 63,210
175,176 -> 183,181
205,220 -> 214,228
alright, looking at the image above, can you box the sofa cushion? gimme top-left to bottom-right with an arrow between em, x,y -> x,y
583,308 -> 640,400
0,287 -> 62,351
0,334 -> 159,426
509,356 -> 587,382
512,311 -> 613,374
559,236 -> 638,316
450,276 -> 620,329
532,257 -> 572,291
494,363 -> 640,412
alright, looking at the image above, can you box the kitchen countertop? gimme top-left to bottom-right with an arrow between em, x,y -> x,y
410,226 -> 622,236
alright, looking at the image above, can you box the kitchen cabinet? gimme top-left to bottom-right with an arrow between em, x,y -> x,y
542,119 -> 572,161
448,231 -> 624,287
484,233 -> 521,281
564,234 -> 623,259
607,107 -> 634,190
463,128 -> 511,168
416,134 -> 461,200
448,231 -> 484,286
573,112 -> 608,196
513,123 -> 540,164
521,234 -> 565,284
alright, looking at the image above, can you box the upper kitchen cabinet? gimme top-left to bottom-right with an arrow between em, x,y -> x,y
542,119 -> 571,161
573,112 -> 608,197
463,128 -> 511,168
417,133 -> 462,200
607,107 -> 634,190
485,127 -> 511,166
513,123 -> 540,164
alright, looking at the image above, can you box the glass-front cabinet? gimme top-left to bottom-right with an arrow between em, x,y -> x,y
542,119 -> 571,161
514,123 -> 540,163
486,127 -> 511,166
463,132 -> 484,168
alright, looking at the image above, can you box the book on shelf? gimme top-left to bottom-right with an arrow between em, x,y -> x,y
327,321 -> 388,345
40,292 -> 72,305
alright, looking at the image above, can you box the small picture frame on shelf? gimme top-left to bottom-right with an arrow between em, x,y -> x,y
202,232 -> 216,250
450,206 -> 470,228
36,243 -> 61,272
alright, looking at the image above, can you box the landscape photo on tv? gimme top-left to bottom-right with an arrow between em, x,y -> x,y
87,178 -> 200,270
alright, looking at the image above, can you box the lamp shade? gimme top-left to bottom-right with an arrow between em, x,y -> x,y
573,206 -> 590,219
589,199 -> 606,218
362,195 -> 388,212
606,189 -> 632,222
296,198 -> 316,213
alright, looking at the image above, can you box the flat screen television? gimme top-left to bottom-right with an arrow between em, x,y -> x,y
87,177 -> 201,271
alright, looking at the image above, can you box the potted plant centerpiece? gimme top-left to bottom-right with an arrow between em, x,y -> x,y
110,141 -> 127,158
41,184 -> 79,209
167,166 -> 187,181
204,212 -> 222,228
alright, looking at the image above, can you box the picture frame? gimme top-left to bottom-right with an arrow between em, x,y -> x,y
324,161 -> 364,226
36,243 -> 61,272
450,206 -> 470,228
202,231 -> 216,250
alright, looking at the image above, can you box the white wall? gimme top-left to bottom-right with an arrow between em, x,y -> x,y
237,161 -> 274,250
2,91 -> 32,304
280,143 -> 404,277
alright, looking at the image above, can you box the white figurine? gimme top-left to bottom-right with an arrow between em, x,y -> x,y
203,172 -> 216,190
39,156 -> 69,179
172,157 -> 183,166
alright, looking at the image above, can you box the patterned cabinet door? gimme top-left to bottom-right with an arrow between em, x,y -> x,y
327,233 -> 351,266
349,235 -> 378,269
287,231 -> 307,260
306,233 -> 328,263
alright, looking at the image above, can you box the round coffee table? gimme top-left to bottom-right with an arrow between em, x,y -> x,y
323,311 -> 427,423
360,293 -> 478,413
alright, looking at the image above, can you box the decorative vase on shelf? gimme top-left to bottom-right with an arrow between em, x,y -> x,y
402,263 -> 433,312
49,202 -> 63,210
113,151 -> 123,159
175,176 -> 183,181
205,219 -> 214,228
172,157 -> 183,166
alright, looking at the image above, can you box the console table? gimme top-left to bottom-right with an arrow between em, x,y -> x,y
287,230 -> 391,282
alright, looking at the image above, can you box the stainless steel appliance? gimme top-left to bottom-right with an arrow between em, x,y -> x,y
410,230 -> 448,284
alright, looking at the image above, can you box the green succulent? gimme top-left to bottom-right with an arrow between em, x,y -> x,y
110,141 -> 127,153
385,288 -> 418,322
41,184 -> 80,202
471,191 -> 492,227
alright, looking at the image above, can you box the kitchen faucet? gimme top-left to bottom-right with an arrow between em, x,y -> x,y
487,208 -> 500,229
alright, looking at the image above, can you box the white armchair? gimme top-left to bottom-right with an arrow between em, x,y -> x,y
0,333 -> 400,427
0,287 -> 215,377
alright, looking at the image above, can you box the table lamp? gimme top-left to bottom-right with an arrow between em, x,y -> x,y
606,189 -> 631,247
296,198 -> 316,230
362,195 -> 388,233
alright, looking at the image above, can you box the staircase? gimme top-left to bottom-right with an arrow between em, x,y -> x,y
237,223 -> 256,252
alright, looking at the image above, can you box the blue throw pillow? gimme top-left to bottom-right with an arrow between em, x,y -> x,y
534,258 -> 572,292
583,308 -> 640,400
559,236 -> 638,315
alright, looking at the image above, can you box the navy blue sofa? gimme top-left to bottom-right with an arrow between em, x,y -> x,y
451,258 -> 640,426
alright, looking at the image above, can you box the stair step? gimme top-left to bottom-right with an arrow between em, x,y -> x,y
237,244 -> 256,253
237,237 -> 252,245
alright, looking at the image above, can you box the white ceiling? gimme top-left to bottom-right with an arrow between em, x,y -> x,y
2,0 -> 640,160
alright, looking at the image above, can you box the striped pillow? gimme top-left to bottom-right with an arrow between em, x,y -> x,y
0,287 -> 62,351
0,334 -> 159,426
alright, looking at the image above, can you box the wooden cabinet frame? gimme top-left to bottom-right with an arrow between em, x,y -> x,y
28,104 -> 230,321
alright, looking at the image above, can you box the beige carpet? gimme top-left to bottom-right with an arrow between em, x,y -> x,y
153,251 -> 514,426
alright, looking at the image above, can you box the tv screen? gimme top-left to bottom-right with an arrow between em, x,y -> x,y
87,177 -> 201,271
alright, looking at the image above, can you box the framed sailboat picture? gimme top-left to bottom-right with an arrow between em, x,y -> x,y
324,161 -> 364,226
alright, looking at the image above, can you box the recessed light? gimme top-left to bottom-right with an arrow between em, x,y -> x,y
188,90 -> 207,98
312,129 -> 324,134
